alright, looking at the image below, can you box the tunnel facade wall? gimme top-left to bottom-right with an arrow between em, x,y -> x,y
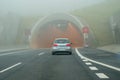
30,13 -> 95,48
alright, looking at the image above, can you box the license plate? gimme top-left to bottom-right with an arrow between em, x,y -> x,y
58,47 -> 65,49
59,45 -> 65,47
59,49 -> 66,51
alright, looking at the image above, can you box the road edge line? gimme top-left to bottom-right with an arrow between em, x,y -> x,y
75,48 -> 120,72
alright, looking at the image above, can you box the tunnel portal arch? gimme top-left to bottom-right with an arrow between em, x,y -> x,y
30,13 -> 92,48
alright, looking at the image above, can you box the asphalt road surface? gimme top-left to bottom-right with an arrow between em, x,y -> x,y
0,48 -> 119,80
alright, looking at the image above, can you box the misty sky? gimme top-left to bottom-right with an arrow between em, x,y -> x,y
0,0 -> 105,16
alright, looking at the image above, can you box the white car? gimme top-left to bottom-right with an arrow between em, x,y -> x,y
51,38 -> 72,55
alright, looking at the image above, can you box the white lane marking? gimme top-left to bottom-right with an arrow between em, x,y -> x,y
85,62 -> 92,65
75,49 -> 85,59
89,66 -> 98,70
96,73 -> 109,79
0,62 -> 22,73
75,48 -> 120,72
38,52 -> 45,56
83,59 -> 88,62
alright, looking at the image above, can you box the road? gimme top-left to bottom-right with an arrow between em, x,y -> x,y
0,48 -> 119,80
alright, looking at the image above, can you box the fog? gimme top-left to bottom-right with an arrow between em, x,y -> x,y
1,0 -> 119,49
0,0 -> 105,16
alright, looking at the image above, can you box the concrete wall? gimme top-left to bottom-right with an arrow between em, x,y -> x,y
110,11 -> 120,44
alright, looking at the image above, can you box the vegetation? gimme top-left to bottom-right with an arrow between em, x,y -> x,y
72,0 -> 120,46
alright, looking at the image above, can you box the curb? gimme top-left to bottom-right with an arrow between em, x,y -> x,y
0,48 -> 30,53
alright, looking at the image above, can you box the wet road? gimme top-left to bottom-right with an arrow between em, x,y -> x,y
0,48 -> 119,80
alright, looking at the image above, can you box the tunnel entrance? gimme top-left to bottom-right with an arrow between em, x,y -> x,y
31,20 -> 84,48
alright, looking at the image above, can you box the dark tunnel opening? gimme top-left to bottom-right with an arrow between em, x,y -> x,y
31,20 -> 84,48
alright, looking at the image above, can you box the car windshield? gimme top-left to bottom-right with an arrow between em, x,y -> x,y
55,39 -> 70,43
